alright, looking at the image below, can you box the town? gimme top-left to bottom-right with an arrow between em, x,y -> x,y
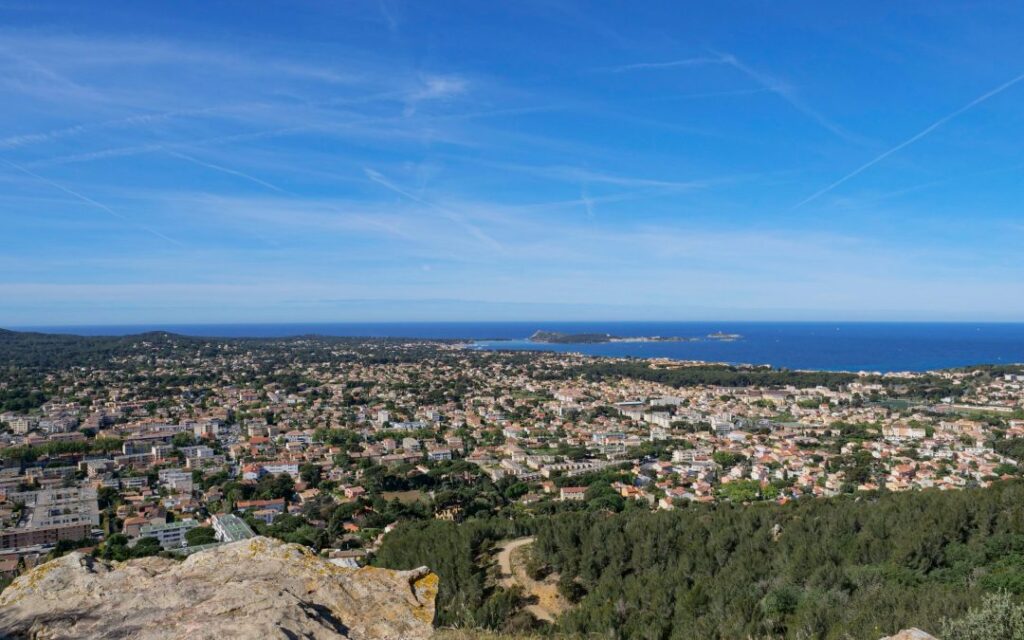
2,331 -> 1023,587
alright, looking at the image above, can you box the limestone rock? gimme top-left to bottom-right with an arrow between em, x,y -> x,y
0,536 -> 437,639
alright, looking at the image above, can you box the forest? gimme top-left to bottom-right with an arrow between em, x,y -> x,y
378,481 -> 1024,639
566,359 -> 980,401
0,328 -> 459,371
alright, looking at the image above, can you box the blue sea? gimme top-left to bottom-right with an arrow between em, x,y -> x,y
14,321 -> 1024,373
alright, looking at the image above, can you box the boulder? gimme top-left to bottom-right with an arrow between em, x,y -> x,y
880,629 -> 939,640
0,536 -> 437,639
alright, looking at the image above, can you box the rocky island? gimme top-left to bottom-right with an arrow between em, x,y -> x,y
707,331 -> 743,340
528,330 -> 695,344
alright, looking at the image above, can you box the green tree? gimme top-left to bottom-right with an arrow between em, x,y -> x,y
171,432 -> 196,448
185,526 -> 218,546
943,592 -> 1024,640
300,463 -> 322,488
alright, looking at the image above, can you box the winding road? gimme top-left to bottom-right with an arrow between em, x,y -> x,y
494,537 -> 567,623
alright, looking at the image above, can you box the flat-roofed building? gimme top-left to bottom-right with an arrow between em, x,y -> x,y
138,519 -> 197,549
1,487 -> 99,551
211,513 -> 255,543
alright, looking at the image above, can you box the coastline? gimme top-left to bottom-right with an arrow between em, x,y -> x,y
6,321 -> 1024,373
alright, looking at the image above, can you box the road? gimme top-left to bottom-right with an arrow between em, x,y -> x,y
494,536 -> 567,623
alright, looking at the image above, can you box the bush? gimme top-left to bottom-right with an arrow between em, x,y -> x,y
942,592 -> 1024,640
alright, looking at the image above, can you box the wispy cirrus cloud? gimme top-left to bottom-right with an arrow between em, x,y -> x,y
403,74 -> 469,116
4,4 -> 1024,324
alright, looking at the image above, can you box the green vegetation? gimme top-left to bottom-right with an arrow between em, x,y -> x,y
942,592 -> 1024,640
530,482 -> 1024,639
572,361 -> 858,390
529,331 -> 615,344
379,482 -> 1024,639
373,519 -> 529,629
185,526 -> 217,546
0,437 -> 123,463
98,534 -> 165,561
0,380 -> 47,412
994,437 -> 1024,463
717,479 -> 778,502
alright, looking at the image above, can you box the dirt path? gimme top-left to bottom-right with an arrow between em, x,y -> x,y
494,537 -> 568,623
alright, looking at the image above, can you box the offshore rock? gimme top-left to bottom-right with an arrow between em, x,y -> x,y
0,536 -> 437,639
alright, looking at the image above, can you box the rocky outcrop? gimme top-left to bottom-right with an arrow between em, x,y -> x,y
0,536 -> 437,639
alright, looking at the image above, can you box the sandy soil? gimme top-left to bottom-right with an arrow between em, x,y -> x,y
494,537 -> 569,623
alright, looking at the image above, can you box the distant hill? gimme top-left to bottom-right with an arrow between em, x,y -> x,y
0,328 -> 193,369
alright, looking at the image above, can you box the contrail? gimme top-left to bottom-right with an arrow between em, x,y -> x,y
712,51 -> 860,143
793,70 -> 1024,210
604,50 -> 859,142
364,167 -> 505,252
0,157 -> 183,246
0,106 -> 229,151
24,125 -> 309,169
165,150 -> 286,193
599,57 -> 723,73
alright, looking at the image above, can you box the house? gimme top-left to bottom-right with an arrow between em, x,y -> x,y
343,486 -> 366,500
235,498 -> 286,517
0,556 -> 18,579
262,462 -> 300,479
559,486 -> 587,502
121,516 -> 152,538
401,437 -> 420,451
427,447 -> 452,462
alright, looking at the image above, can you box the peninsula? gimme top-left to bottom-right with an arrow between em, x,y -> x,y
528,330 -> 696,344
527,330 -> 742,344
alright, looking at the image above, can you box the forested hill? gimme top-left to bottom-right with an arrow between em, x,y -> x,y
378,481 -> 1024,640
0,329 -> 199,369
0,328 -> 460,371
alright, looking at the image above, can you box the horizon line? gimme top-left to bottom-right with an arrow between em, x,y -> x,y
9,318 -> 1024,331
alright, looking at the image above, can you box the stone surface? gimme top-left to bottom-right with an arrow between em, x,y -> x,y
0,536 -> 437,639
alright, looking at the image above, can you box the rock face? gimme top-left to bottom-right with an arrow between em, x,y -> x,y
0,536 -> 437,639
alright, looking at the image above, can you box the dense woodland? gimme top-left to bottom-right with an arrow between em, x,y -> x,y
572,360 -> 859,390
375,519 -> 534,630
379,481 -> 1024,639
570,360 -> 977,401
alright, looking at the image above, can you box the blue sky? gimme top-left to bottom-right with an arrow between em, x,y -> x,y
2,1 -> 1024,325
